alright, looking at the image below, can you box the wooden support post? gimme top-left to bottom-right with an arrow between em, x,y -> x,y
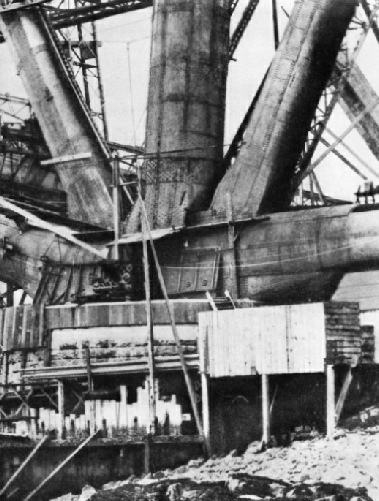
85,345 -> 92,391
142,213 -> 156,435
57,380 -> 65,440
43,329 -> 52,367
335,366 -> 353,425
326,365 -> 336,436
85,346 -> 96,433
144,433 -> 153,474
112,156 -> 120,261
261,374 -> 270,445
201,373 -> 211,456
6,283 -> 14,307
0,435 -> 48,497
39,304 -> 46,349
23,431 -> 97,501
120,385 -> 128,429
1,352 -> 8,388
226,192 -> 238,299
90,402 -> 96,434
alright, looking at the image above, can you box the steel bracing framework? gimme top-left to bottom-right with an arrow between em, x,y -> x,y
47,0 -> 152,29
2,0 -> 379,218
293,1 -> 379,190
54,4 -> 109,138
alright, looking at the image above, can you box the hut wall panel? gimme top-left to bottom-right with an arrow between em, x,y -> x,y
0,308 -> 4,347
325,302 -> 361,364
199,303 -> 329,377
256,306 -> 288,375
287,303 -> 326,373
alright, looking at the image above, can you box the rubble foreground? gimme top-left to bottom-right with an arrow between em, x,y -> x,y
50,427 -> 379,501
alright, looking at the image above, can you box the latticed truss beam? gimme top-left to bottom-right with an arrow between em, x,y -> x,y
229,0 -> 240,15
229,0 -> 260,58
48,0 -> 153,29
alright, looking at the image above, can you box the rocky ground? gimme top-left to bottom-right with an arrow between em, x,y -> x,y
51,425 -> 379,501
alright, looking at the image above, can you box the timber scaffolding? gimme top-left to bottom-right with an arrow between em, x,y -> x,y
0,300 -> 376,444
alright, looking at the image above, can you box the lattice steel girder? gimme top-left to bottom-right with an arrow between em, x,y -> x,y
48,0 -> 153,29
229,0 -> 260,58
0,0 -> 48,13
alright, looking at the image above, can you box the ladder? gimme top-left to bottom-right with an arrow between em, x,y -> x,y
206,291 -> 236,311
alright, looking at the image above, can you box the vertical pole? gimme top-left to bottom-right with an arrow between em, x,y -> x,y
92,22 -> 109,141
309,173 -> 315,206
86,346 -> 96,433
120,385 -> 128,430
1,352 -> 8,387
226,192 -> 238,298
261,374 -> 270,444
85,346 -> 92,392
43,330 -> 52,367
140,178 -> 156,437
326,365 -> 336,435
272,0 -> 279,49
76,12 -> 91,110
335,366 -> 353,424
127,42 -> 137,146
57,380 -> 65,440
6,284 -> 14,307
112,156 -> 120,261
90,401 -> 96,435
144,433 -> 152,474
299,182 -> 304,205
201,373 -> 211,456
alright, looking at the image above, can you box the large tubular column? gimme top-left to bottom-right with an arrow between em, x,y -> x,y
130,0 -> 229,230
211,0 -> 357,217
0,9 -> 113,228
